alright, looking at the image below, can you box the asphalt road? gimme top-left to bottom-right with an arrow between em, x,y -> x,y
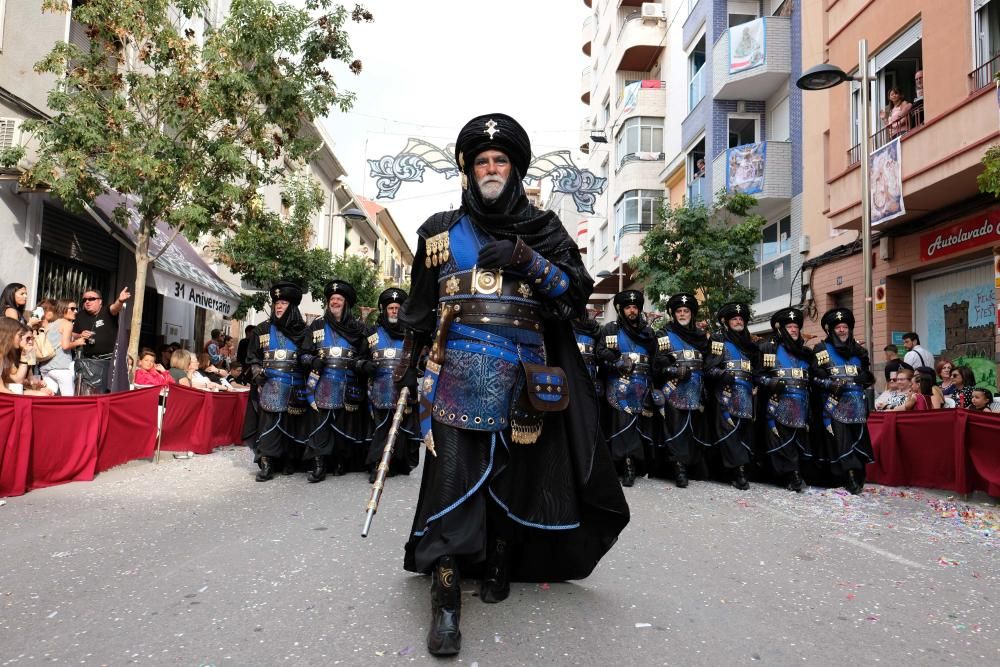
2,446 -> 998,665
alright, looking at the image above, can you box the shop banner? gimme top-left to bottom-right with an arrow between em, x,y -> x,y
870,137 -> 905,226
919,208 -> 1000,261
726,142 -> 766,195
621,81 -> 641,114
729,17 -> 766,74
152,269 -> 237,316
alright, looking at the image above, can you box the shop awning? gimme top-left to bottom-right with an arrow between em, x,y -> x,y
91,192 -> 241,317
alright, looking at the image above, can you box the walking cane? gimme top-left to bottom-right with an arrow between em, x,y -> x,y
362,387 -> 410,538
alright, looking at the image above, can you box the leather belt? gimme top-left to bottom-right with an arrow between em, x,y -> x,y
725,359 -> 752,371
578,342 -> 595,355
775,367 -> 806,379
829,364 -> 859,377
439,270 -> 539,301
264,360 -> 298,372
449,299 -> 543,333
621,352 -> 651,365
319,346 -> 355,360
782,378 -> 809,389
371,348 -> 400,361
264,350 -> 298,362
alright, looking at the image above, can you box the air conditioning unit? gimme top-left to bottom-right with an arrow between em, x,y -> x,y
0,118 -> 21,151
798,234 -> 810,254
641,3 -> 664,21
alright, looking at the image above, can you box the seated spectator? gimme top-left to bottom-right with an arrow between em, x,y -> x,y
133,349 -> 175,387
221,335 -> 235,368
914,366 -> 945,409
189,352 -> 226,391
889,368 -> 918,411
951,366 -> 976,409
936,359 -> 956,396
970,388 -> 997,413
205,329 -> 225,366
0,318 -> 54,395
899,369 -> 941,411
875,363 -> 913,411
169,349 -> 193,387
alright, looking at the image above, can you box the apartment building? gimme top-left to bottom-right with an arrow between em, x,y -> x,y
799,0 -> 999,382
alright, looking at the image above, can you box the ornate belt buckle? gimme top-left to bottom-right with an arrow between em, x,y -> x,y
330,346 -> 342,358
385,348 -> 396,359
791,368 -> 804,378
741,360 -> 751,371
275,349 -> 287,361
472,266 -> 503,295
628,352 -> 640,363
682,349 -> 694,360
846,364 -> 858,376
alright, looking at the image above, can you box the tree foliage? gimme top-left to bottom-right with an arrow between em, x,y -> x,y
1,0 -> 372,359
632,192 -> 765,325
976,144 -> 1000,199
329,253 -> 386,322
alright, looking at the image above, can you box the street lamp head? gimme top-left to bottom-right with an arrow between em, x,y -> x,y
796,63 -> 852,91
337,207 -> 367,222
596,270 -> 612,278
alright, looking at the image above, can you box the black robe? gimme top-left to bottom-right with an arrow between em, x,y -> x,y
399,208 -> 629,582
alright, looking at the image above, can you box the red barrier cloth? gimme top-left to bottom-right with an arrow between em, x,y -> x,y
0,388 -> 159,498
158,385 -> 248,454
964,410 -> 1000,497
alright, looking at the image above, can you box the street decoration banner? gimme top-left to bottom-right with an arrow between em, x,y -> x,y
621,81 -> 641,114
726,142 -> 766,195
919,207 -> 1000,261
729,17 -> 766,74
870,137 -> 905,226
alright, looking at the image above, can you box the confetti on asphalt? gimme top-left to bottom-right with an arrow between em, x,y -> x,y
635,622 -> 652,628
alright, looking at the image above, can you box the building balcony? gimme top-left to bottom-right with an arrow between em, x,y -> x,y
827,84 -> 999,231
581,66 -> 592,105
582,15 -> 593,56
711,140 -> 791,216
614,11 -> 666,72
686,175 -> 706,204
711,16 -> 790,101
616,84 -> 665,120
612,153 -> 665,200
583,0 -> 592,7
616,222 -> 652,263
579,118 -> 593,154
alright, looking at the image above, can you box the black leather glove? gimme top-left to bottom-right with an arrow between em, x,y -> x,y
394,366 -> 418,393
310,356 -> 325,371
355,359 -> 377,376
672,365 -> 692,382
597,347 -> 620,365
768,377 -> 786,393
476,240 -> 517,269
614,357 -> 634,376
253,370 -> 267,387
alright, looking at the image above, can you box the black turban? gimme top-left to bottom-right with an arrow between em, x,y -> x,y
769,307 -> 809,361
270,280 -> 302,307
821,307 -> 855,332
666,293 -> 699,318
613,289 -> 644,310
770,307 -> 804,331
324,280 -> 357,307
717,302 -> 751,325
378,287 -> 407,311
455,113 -> 531,178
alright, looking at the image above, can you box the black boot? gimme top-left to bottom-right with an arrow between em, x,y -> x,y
307,457 -> 326,483
427,556 -> 461,656
787,470 -> 804,493
282,458 -> 296,475
732,465 -> 750,491
480,538 -> 510,604
846,469 -> 863,495
674,462 -> 689,488
368,465 -> 378,484
255,456 -> 274,482
622,457 -> 636,487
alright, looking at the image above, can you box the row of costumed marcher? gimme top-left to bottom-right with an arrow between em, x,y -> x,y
574,290 -> 875,495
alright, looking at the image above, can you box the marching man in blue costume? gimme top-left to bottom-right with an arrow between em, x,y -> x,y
756,308 -> 814,492
363,287 -> 421,483
704,302 -> 759,490
595,289 -> 659,487
393,113 -> 629,656
242,280 -> 312,482
303,279 -> 369,482
654,293 -> 710,489
810,307 -> 875,495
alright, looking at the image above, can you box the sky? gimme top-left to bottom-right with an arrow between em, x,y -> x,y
321,0 -> 589,251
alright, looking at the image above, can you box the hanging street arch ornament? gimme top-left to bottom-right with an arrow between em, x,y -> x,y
367,138 -> 607,214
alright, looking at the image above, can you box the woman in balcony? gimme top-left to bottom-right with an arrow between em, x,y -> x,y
879,87 -> 913,139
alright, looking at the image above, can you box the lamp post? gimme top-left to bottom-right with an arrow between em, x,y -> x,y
596,264 -> 625,292
796,40 -> 874,363
333,207 -> 367,222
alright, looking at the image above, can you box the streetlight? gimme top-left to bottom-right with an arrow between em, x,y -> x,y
333,207 -> 367,222
796,40 -> 875,364
596,265 -> 625,292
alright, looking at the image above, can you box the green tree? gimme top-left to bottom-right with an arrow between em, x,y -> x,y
329,253 -> 386,322
633,192 -> 765,324
976,144 -> 1000,198
1,0 -> 371,360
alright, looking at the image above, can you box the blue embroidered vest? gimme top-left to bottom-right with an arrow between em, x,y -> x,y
606,327 -> 652,414
368,326 -> 406,410
660,330 -> 704,411
314,324 -> 359,411
575,330 -> 602,397
819,343 -> 868,425
765,344 -> 810,429
259,324 -> 302,413
715,339 -> 754,420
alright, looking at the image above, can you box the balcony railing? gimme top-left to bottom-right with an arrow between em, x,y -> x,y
688,67 -> 705,111
847,101 -> 926,166
616,151 -> 665,172
969,54 -> 1000,93
620,221 -> 656,235
687,176 -> 705,203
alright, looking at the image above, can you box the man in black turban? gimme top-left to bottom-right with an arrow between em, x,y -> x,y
653,293 -> 710,488
755,308 -> 814,492
810,307 -> 875,494
303,279 -> 370,482
363,287 -> 421,483
393,113 -> 629,656
595,289 -> 658,487
242,280 -> 311,481
704,302 -> 759,490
